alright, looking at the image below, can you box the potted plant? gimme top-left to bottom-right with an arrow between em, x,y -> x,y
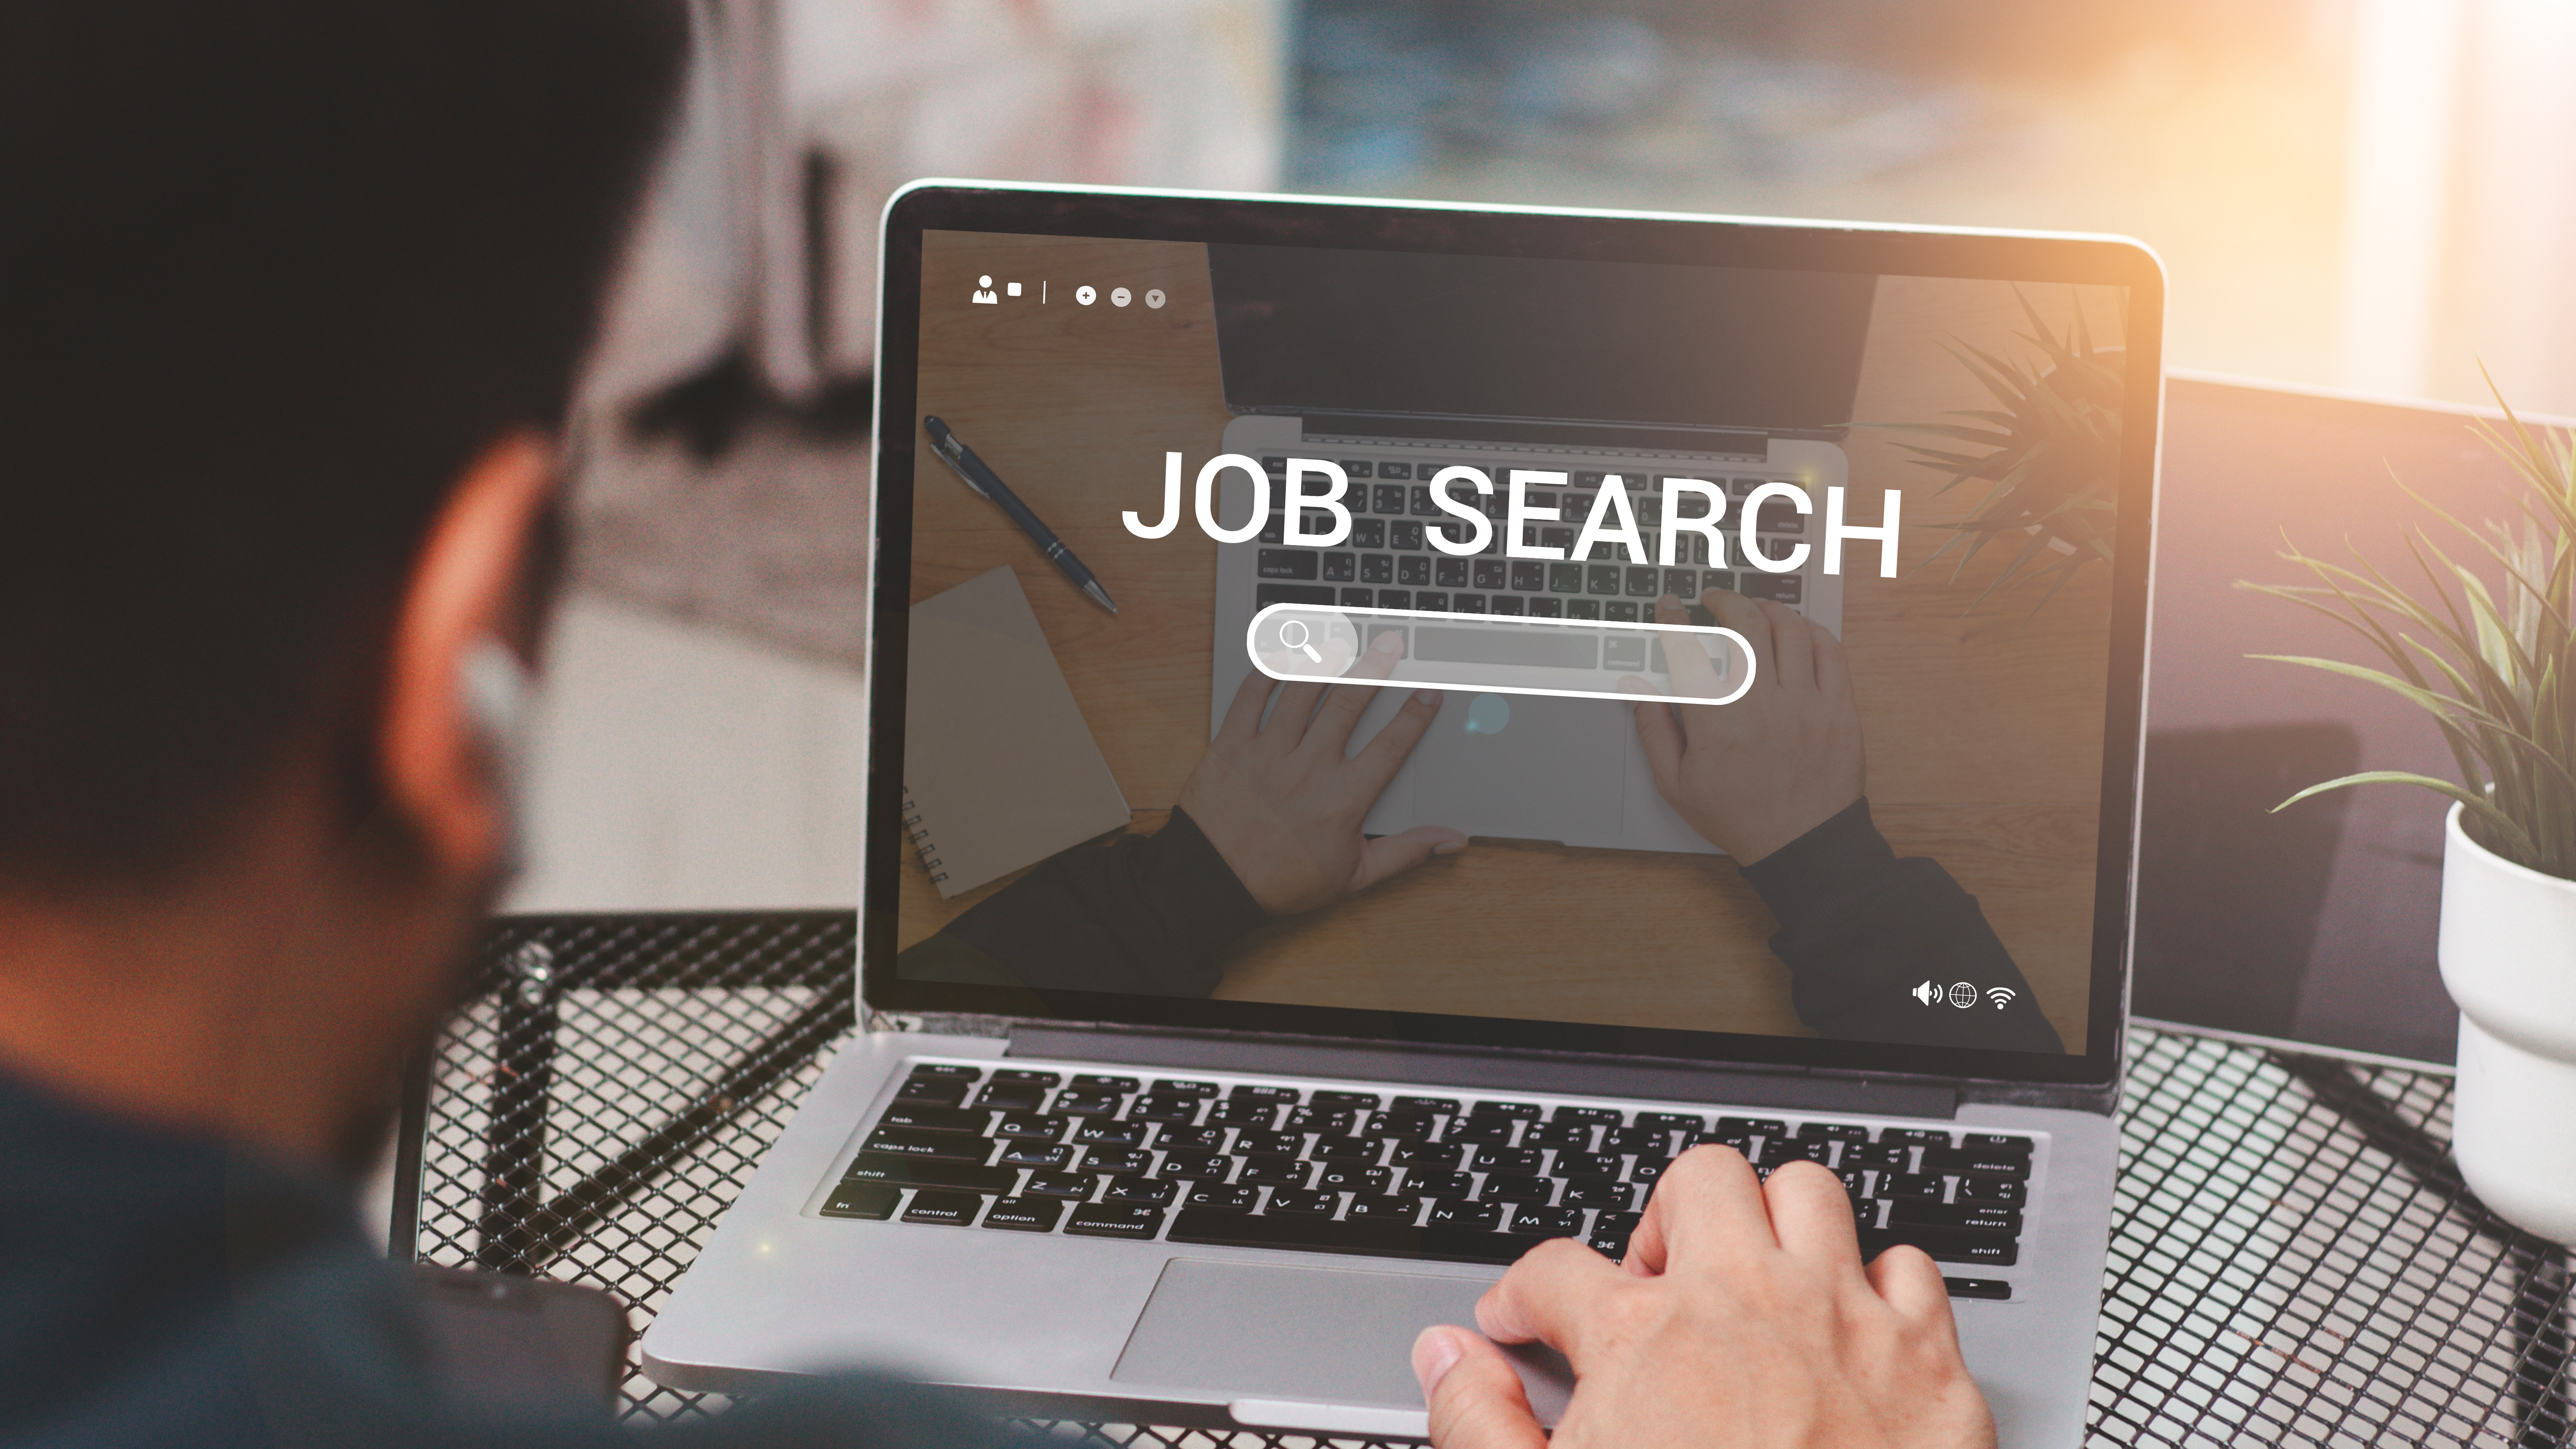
2244,388 -> 2576,1242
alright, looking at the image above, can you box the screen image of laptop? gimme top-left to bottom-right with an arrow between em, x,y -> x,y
641,184 -> 2164,1446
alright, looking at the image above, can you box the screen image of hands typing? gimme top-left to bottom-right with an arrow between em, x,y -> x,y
895,229 -> 2127,1056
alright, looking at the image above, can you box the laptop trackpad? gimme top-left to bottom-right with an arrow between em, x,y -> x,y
1112,1258 -> 1572,1419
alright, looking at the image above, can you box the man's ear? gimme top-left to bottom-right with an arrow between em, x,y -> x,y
379,432 -> 557,876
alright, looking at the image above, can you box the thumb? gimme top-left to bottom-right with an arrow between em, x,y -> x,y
1415,1326 -> 1547,1449
1349,824 -> 1468,893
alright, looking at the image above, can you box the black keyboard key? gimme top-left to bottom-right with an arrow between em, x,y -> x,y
1920,1149 -> 2032,1179
1443,1116 -> 1519,1146
992,1113 -> 1069,1141
1342,587 -> 1375,607
820,1181 -> 902,1219
1623,566 -> 1658,597
1160,1125 -> 1230,1152
902,1190 -> 985,1226
1169,1209 -> 1552,1267
1698,570 -> 1735,595
1889,1201 -> 2023,1234
1105,1175 -> 1177,1205
1945,1277 -> 2012,1300
1073,1120 -> 1148,1147
1841,1144 -> 1909,1171
1379,462 -> 1413,481
980,1196 -> 1066,1232
1764,1138 -> 1834,1167
1188,1183 -> 1260,1212
1435,557 -> 1467,588
1360,554 -> 1394,584
864,1128 -> 994,1163
1478,1101 -> 1545,1122
1560,1179 -> 1633,1210
1398,556 -> 1432,587
1234,1130 -> 1302,1158
1415,591 -> 1449,612
1429,1199 -> 1502,1230
1065,1203 -> 1165,1240
1343,1194 -> 1420,1223
1155,1079 -> 1219,1097
1352,518 -> 1387,549
1472,1147 -> 1546,1176
1961,1133 -> 2035,1156
1158,1151 -> 1230,1179
1798,1122 -> 1871,1143
1528,596 -> 1564,618
1473,559 -> 1508,590
909,1063 -> 981,1079
1021,1171 -> 1094,1199
1554,1106 -> 1622,1126
1603,601 -> 1641,624
1258,515 -> 1284,546
1489,594 -> 1525,615
1955,1177 -> 2025,1205
1519,1122 -> 1589,1151
1599,1126 -> 1671,1155
1756,497 -> 1806,534
1585,564 -> 1620,596
1663,567 -> 1700,597
895,1077 -> 971,1106
1547,562 -> 1585,594
1081,1147 -> 1153,1176
1564,598 -> 1601,619
1053,1091 -> 1121,1117
1128,1093 -> 1204,1123
1206,1100 -> 1278,1128
1266,1188 -> 1339,1215
1555,1152 -> 1621,1179
1308,1137 -> 1378,1163
998,1143 -> 1072,1169
1713,1116 -> 1783,1137
1373,484 -> 1407,513
1864,1227 -> 2017,1267
1322,552 -> 1356,582
1281,1106 -> 1359,1135
1239,1155 -> 1309,1186
1512,1206 -> 1584,1237
1231,1085 -> 1300,1103
1255,583 -> 1336,608
1453,592 -> 1488,614
1508,561 -> 1546,591
1393,1096 -> 1461,1116
1877,1173 -> 1947,1200
1410,486 -> 1438,516
1480,1175 -> 1552,1204
1071,1074 -> 1140,1092
1341,459 -> 1374,478
1626,1155 -> 1672,1185
878,1104 -> 987,1134
1405,1170 -> 1476,1200
1370,1113 -> 1441,1143
1316,1164 -> 1394,1195
1740,573 -> 1802,604
1390,1141 -> 1463,1170
992,1070 -> 1060,1087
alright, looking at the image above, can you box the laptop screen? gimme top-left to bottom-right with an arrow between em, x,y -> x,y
869,188 -> 2161,1090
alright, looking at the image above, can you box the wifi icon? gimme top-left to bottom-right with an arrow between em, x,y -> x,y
1987,987 -> 2018,1010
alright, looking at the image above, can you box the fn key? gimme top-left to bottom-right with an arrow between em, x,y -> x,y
820,1182 -> 900,1220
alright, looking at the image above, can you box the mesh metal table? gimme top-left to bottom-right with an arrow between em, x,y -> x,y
398,912 -> 2576,1445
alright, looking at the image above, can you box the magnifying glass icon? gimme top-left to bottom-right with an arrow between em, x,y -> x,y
1279,618 -> 1324,664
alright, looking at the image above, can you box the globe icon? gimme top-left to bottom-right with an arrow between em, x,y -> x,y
1947,982 -> 1978,1009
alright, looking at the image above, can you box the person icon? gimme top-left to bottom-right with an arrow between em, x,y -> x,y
971,274 -> 997,304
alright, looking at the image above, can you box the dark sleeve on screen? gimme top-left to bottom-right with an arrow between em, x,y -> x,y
896,807 -> 1268,998
1739,798 -> 2065,1053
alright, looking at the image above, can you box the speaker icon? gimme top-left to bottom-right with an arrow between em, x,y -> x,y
1911,980 -> 1939,1006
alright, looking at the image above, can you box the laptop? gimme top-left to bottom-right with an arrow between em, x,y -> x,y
641,182 -> 2163,1447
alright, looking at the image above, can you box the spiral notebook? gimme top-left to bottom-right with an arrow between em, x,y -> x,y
902,565 -> 1130,898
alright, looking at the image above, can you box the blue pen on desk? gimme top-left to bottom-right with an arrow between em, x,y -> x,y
923,416 -> 1118,615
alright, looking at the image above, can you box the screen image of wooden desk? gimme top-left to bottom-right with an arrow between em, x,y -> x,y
897,229 -> 2121,1053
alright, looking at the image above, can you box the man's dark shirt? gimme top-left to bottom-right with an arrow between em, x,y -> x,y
902,799 -> 2063,1053
0,1070 -> 1008,1448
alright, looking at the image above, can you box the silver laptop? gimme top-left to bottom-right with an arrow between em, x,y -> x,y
642,181 -> 2163,1447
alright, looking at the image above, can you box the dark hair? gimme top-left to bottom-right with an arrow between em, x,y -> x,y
0,0 -> 688,884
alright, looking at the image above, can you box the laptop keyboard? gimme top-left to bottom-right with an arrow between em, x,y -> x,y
819,1061 -> 2038,1302
1245,457 -> 1816,625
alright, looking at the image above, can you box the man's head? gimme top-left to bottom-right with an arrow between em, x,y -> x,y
0,0 -> 688,1163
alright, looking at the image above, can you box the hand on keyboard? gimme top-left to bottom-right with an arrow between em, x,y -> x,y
1180,630 -> 1465,914
1625,591 -> 1865,865
1412,1145 -> 1995,1449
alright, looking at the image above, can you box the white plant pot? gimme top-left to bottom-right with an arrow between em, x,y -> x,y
2439,800 -> 2576,1243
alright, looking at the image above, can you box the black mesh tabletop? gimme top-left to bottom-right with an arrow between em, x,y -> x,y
400,913 -> 2574,1445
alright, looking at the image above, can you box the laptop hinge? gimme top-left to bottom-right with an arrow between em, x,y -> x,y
1293,412 -> 1777,457
1004,1023 -> 1958,1120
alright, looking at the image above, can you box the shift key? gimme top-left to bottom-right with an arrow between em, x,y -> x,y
840,1153 -> 1015,1194
864,1127 -> 995,1161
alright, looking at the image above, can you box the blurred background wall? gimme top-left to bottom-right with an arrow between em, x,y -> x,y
505,0 -> 2576,915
